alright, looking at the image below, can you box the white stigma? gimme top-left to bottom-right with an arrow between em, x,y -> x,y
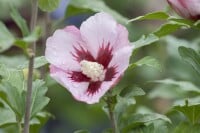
80,60 -> 105,82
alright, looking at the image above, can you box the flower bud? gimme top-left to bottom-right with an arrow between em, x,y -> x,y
167,0 -> 200,20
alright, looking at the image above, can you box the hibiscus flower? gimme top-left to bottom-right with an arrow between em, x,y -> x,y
45,12 -> 132,104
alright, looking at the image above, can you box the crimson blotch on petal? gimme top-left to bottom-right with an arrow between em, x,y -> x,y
45,12 -> 132,104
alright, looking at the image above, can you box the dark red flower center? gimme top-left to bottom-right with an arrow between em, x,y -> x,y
69,42 -> 118,95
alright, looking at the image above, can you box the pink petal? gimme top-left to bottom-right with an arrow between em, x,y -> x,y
45,26 -> 83,71
50,65 -> 90,101
167,0 -> 200,20
50,65 -> 117,104
63,25 -> 80,36
115,24 -> 130,50
108,46 -> 132,85
184,0 -> 200,19
168,0 -> 191,18
80,12 -> 129,58
79,81 -> 115,104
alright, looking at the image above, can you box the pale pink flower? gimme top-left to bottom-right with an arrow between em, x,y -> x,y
167,0 -> 200,20
45,12 -> 132,104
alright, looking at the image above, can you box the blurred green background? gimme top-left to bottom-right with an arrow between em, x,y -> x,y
1,0 -> 200,132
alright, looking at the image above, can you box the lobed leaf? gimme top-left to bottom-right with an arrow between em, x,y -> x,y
30,80 -> 50,118
0,64 -> 24,90
0,82 -> 25,118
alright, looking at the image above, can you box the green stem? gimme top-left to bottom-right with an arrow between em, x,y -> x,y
23,0 -> 38,133
106,96 -> 118,133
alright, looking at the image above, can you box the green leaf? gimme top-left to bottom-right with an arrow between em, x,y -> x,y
148,85 -> 186,99
128,11 -> 169,23
0,64 -> 24,90
173,122 -> 200,133
131,34 -> 159,49
121,86 -> 146,98
0,0 -> 28,20
10,8 -> 29,36
38,0 -> 60,12
30,80 -> 50,118
74,130 -> 90,133
14,39 -> 28,50
33,56 -> 48,69
113,86 -> 145,122
114,86 -> 145,125
30,111 -> 52,133
194,20 -> 200,28
121,113 -> 171,133
173,100 -> 200,124
126,122 -> 169,133
0,55 -> 26,68
23,26 -> 42,42
18,56 -> 48,69
131,22 -> 188,49
129,56 -> 162,71
67,0 -> 128,24
0,79 -> 50,128
0,106 -> 16,127
0,21 -> 15,53
153,23 -> 183,38
168,17 -> 193,27
150,79 -> 200,94
0,82 -> 25,118
114,96 -> 136,124
15,26 -> 42,50
178,46 -> 200,76
66,6 -> 92,18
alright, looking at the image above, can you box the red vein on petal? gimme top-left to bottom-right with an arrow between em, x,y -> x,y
104,66 -> 117,81
68,71 -> 90,82
87,81 -> 102,95
71,45 -> 95,62
96,43 -> 113,68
